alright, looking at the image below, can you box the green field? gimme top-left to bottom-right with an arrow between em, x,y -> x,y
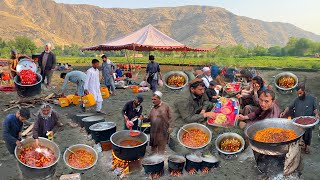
57,56 -> 320,69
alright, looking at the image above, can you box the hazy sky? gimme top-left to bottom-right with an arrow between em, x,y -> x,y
54,0 -> 320,35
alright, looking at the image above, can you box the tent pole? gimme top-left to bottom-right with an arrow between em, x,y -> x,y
133,50 -> 136,72
125,50 -> 130,72
182,51 -> 187,71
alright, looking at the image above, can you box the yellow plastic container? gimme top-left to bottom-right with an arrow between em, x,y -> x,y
72,95 -> 81,105
66,95 -> 75,104
100,87 -> 110,99
59,98 -> 70,107
82,94 -> 96,107
131,85 -> 139,93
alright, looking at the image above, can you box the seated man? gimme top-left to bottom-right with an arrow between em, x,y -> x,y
33,104 -> 60,146
173,78 -> 215,128
237,89 -> 280,129
206,81 -> 220,103
122,95 -> 144,130
216,70 -> 227,87
115,66 -> 123,78
236,76 -> 267,114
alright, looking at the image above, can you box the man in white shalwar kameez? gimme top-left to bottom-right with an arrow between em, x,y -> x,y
84,59 -> 103,113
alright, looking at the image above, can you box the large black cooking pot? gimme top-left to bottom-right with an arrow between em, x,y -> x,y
82,116 -> 105,134
89,122 -> 116,143
201,156 -> 219,169
110,130 -> 148,161
15,137 -> 60,179
185,154 -> 202,171
14,73 -> 42,97
75,113 -> 96,127
142,156 -> 164,173
168,155 -> 186,170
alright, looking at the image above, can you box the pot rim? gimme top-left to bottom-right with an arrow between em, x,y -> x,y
14,137 -> 61,169
110,130 -> 148,148
63,144 -> 98,170
177,123 -> 212,149
89,122 -> 116,131
14,73 -> 43,87
82,115 -> 105,122
163,71 -> 189,90
274,72 -> 298,91
142,157 -> 165,165
168,155 -> 186,163
244,118 -> 305,145
215,132 -> 245,155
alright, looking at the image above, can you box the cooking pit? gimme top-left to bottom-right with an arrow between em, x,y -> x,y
111,150 -> 142,176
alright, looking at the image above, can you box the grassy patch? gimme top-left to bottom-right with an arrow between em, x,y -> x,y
56,56 -> 320,69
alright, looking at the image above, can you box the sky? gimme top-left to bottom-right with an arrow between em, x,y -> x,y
54,0 -> 320,35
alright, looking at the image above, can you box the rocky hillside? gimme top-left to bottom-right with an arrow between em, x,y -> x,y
0,0 -> 319,47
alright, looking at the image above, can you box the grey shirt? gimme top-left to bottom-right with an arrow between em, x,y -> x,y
102,60 -> 116,78
289,95 -> 318,117
61,71 -> 87,93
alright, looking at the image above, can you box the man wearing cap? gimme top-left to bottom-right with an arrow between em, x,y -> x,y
3,108 -> 30,154
144,55 -> 162,93
202,67 -> 213,88
144,91 -> 172,154
122,95 -> 144,130
280,85 -> 319,154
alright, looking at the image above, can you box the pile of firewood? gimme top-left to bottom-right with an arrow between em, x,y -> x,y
3,93 -> 59,111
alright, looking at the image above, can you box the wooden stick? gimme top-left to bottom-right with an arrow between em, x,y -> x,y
45,93 -> 55,100
21,123 -> 34,137
3,104 -> 20,112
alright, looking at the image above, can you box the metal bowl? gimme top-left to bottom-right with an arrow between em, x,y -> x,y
215,133 -> 245,155
15,137 -> 60,179
177,123 -> 212,149
163,71 -> 189,90
16,58 -> 37,73
245,118 -> 305,155
63,144 -> 98,170
274,72 -> 298,91
292,116 -> 319,128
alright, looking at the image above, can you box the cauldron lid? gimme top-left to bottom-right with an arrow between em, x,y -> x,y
89,122 -> 116,131
82,116 -> 104,122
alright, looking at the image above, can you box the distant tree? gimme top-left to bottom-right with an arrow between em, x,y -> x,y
13,36 -> 37,54
251,45 -> 268,56
0,47 -> 11,58
294,38 -> 313,56
268,46 -> 282,56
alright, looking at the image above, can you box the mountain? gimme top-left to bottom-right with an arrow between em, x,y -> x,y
0,0 -> 319,47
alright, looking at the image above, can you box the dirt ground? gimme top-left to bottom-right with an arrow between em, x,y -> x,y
0,66 -> 319,180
